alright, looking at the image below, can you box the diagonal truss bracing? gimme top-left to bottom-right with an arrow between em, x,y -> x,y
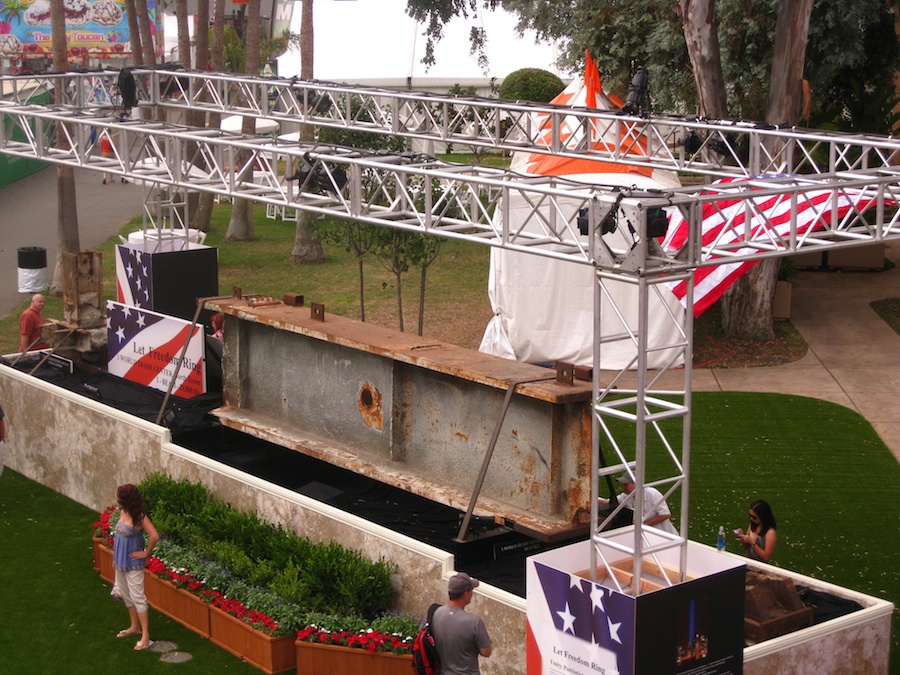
4,69 -> 900,179
4,71 -> 900,594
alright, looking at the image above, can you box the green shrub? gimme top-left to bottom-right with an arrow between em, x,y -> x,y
371,613 -> 421,639
499,68 -> 566,103
137,474 -> 398,621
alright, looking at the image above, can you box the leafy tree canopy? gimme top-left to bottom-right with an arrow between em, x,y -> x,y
498,68 -> 565,102
407,0 -> 899,130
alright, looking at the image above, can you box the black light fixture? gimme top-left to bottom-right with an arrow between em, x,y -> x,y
577,207 -> 618,236
287,152 -> 347,193
117,68 -> 137,110
307,92 -> 333,115
622,66 -> 648,115
683,129 -> 703,155
645,208 -> 669,239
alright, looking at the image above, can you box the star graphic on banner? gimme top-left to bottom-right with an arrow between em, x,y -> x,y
136,314 -> 146,328
557,603 -> 576,634
607,617 -> 622,644
116,325 -> 126,343
122,305 -> 131,318
570,575 -> 583,590
106,315 -> 112,329
590,584 -> 605,614
126,262 -> 133,277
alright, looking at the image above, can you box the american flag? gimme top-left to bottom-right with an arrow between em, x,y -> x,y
106,300 -> 206,399
528,561 -> 635,675
116,245 -> 153,309
663,175 -> 881,317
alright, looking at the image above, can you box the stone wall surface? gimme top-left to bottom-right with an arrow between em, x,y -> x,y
0,364 -> 527,674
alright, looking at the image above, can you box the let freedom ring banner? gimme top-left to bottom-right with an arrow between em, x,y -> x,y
106,300 -> 206,399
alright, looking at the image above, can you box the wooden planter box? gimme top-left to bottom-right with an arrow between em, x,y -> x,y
295,641 -> 414,675
144,573 -> 211,638
209,605 -> 296,674
93,541 -> 115,583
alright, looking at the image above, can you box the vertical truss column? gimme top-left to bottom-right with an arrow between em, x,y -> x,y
589,260 -> 695,596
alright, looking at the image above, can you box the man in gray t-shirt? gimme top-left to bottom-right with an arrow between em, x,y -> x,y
432,572 -> 492,674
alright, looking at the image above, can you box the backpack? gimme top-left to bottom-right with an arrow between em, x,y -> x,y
412,602 -> 442,675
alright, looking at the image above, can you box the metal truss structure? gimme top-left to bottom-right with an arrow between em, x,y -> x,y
4,69 -> 900,594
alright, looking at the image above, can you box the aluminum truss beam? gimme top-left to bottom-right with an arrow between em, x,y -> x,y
4,69 -> 900,180
3,105 -> 899,275
4,76 -> 900,594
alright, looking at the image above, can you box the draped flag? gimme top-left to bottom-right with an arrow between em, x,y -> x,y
662,175 -> 881,317
115,245 -> 153,309
106,300 -> 206,398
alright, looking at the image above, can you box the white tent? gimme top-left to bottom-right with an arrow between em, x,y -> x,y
479,56 -> 685,370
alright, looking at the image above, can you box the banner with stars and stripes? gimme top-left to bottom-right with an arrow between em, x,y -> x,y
115,244 -> 153,309
106,300 -> 206,399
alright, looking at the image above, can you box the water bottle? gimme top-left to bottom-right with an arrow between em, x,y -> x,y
717,526 -> 726,552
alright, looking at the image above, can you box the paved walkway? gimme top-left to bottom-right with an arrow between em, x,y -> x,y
3,167 -> 899,460
0,165 -> 145,320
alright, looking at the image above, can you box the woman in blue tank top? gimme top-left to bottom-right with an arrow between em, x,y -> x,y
112,483 -> 159,651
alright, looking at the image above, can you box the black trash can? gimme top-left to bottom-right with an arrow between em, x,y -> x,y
17,246 -> 48,293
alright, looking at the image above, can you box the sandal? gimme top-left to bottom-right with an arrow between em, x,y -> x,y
134,640 -> 153,651
117,629 -> 140,638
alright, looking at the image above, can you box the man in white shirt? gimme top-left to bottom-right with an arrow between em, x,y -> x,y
609,474 -> 678,535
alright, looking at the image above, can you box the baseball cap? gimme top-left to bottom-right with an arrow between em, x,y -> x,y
448,572 -> 480,594
617,474 -> 634,485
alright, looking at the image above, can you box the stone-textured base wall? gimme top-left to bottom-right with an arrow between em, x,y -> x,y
0,364 -> 526,674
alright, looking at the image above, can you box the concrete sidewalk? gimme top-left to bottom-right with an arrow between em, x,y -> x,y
0,165 -> 145,319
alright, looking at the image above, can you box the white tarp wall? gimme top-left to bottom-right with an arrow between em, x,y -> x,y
479,174 -> 686,369
479,54 -> 686,369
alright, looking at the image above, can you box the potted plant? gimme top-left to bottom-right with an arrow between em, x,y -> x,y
90,505 -> 118,582
295,615 -> 417,675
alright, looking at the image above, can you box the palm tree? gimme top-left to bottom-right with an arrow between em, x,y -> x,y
134,0 -> 156,67
224,0 -> 261,241
49,0 -> 80,295
290,0 -> 325,263
123,0 -> 143,66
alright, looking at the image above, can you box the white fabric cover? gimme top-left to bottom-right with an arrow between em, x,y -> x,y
479,59 -> 685,370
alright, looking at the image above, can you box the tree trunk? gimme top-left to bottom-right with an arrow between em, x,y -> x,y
766,0 -> 814,127
194,0 -> 209,71
418,266 -> 427,336
193,0 -> 226,234
123,0 -> 143,66
395,270 -> 405,333
135,0 -> 156,67
176,0 -> 190,68
720,0 -> 814,340
720,258 -> 780,340
49,0 -> 80,296
678,0 -> 729,118
290,0 -> 325,263
225,0 -> 261,242
357,255 -> 366,321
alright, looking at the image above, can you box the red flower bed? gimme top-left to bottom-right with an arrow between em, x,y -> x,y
296,626 -> 413,655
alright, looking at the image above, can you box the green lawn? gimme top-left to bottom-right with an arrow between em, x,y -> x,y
1,390 -> 897,672
0,469 -> 259,675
